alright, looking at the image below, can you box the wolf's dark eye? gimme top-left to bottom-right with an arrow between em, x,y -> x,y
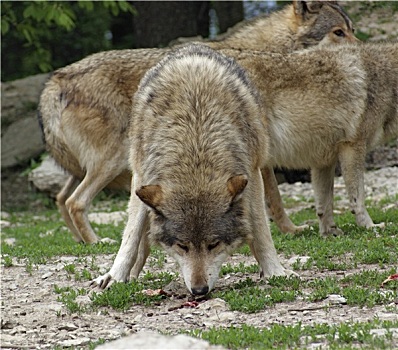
333,29 -> 345,37
208,242 -> 220,251
177,243 -> 189,252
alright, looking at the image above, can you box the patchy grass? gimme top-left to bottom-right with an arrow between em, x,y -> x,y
1,190 -> 397,348
190,319 -> 398,349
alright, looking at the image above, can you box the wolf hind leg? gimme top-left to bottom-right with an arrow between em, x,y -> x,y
312,164 -> 343,236
249,168 -> 295,278
65,163 -> 125,244
261,166 -> 308,234
338,143 -> 383,230
56,175 -> 81,242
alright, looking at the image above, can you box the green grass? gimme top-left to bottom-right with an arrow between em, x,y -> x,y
1,211 -> 122,265
91,271 -> 175,310
1,192 -> 397,348
270,204 -> 398,270
190,319 -> 398,349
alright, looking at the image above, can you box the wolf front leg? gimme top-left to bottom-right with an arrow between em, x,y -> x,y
249,168 -> 295,277
91,183 -> 149,289
311,164 -> 343,236
130,228 -> 151,279
338,143 -> 384,230
261,166 -> 308,233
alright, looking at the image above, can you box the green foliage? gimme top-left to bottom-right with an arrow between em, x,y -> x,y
90,271 -> 175,310
191,319 -> 398,349
1,210 -> 122,266
212,277 -> 298,312
1,1 -> 134,81
54,285 -> 88,313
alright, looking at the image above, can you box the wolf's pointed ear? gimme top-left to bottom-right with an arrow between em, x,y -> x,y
227,175 -> 248,203
136,185 -> 163,210
293,1 -> 326,20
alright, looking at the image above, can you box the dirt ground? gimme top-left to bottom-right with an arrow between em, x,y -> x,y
1,251 -> 397,349
2,165 -> 398,349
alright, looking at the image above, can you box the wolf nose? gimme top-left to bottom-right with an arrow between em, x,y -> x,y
191,285 -> 209,295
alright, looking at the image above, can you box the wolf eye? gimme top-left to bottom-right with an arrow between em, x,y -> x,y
333,29 -> 345,37
208,242 -> 220,251
177,243 -> 189,252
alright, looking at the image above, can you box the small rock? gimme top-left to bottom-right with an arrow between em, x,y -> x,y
209,311 -> 235,322
10,325 -> 27,334
133,314 -> 143,322
325,294 -> 347,305
197,298 -> 227,311
58,337 -> 91,347
369,328 -> 388,337
41,272 -> 53,279
3,237 -> 15,245
9,284 -> 18,291
288,256 -> 311,265
1,211 -> 11,219
1,320 -> 16,330
88,212 -> 127,225
58,323 -> 79,331
1,221 -> 11,229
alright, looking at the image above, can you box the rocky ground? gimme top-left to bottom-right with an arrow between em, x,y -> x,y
1,166 -> 397,349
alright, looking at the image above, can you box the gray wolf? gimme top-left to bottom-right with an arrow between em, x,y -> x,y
93,42 -> 397,292
39,0 -> 356,243
230,42 -> 397,236
91,44 -> 291,295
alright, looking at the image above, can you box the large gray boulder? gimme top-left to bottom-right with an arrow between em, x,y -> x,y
1,73 -> 49,168
96,331 -> 225,350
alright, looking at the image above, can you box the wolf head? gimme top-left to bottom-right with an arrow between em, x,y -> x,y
136,175 -> 249,295
293,0 -> 358,49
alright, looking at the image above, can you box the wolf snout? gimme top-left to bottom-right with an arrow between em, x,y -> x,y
191,285 -> 209,296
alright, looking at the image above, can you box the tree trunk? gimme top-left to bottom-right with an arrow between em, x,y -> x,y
212,1 -> 244,34
132,1 -> 210,48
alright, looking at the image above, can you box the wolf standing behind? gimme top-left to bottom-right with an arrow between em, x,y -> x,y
39,0 -> 356,243
91,44 -> 291,294
232,42 -> 397,236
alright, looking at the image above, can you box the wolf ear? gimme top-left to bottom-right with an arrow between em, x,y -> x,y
136,185 -> 163,210
293,1 -> 327,20
227,175 -> 248,203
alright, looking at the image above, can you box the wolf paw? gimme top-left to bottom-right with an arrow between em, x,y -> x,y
292,224 -> 310,233
321,226 -> 344,237
90,273 -> 116,290
279,222 -> 309,234
99,237 -> 118,244
260,268 -> 299,279
284,269 -> 300,277
369,222 -> 385,230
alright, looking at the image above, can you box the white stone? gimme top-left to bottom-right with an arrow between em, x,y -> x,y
28,156 -> 69,197
58,337 -> 91,347
325,294 -> 347,305
197,298 -> 228,311
288,256 -> 311,265
95,331 -> 225,349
